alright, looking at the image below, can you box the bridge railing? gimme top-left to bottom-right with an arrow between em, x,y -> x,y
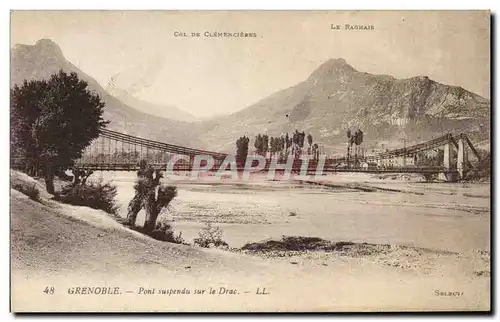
377,134 -> 453,158
68,130 -> 480,176
100,129 -> 227,159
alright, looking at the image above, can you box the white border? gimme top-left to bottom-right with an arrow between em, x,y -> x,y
4,1 -> 498,10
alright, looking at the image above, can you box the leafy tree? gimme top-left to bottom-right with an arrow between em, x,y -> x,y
291,130 -> 299,156
262,135 -> 269,156
355,129 -> 364,145
126,161 -> 177,233
254,134 -> 262,154
345,129 -> 364,167
253,134 -> 270,156
312,143 -> 319,160
236,135 -> 249,166
285,133 -> 291,154
463,149 -> 490,181
299,131 -> 306,148
269,137 -> 276,156
11,70 -> 108,193
346,129 -> 353,167
353,129 -> 364,164
292,130 -> 299,146
272,136 -> 285,157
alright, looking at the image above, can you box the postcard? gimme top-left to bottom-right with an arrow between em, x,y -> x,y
10,10 -> 490,312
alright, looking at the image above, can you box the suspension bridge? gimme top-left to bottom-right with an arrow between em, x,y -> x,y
70,129 -> 480,181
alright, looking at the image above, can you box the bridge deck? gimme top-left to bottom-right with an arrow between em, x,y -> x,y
10,130 -> 474,178
73,162 -> 455,174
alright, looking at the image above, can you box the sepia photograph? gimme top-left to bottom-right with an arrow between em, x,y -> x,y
9,10 -> 491,312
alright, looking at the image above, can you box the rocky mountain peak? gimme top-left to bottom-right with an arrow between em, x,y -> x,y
307,58 -> 357,81
36,39 -> 65,59
12,38 -> 65,61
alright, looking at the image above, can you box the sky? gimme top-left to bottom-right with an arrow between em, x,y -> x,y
11,11 -> 490,118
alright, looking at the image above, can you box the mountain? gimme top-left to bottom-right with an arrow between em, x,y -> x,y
198,58 -> 490,154
107,87 -> 198,122
196,113 -> 230,122
11,40 -> 490,156
10,39 -> 199,146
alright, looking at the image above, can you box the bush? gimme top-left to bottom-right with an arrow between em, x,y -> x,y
463,150 -> 490,182
194,223 -> 229,248
150,221 -> 185,244
12,182 -> 40,202
55,180 -> 118,214
241,236 -> 362,253
422,173 -> 437,182
130,219 -> 185,244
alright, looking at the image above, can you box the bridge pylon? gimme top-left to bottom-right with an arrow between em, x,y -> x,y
442,132 -> 479,181
457,134 -> 469,179
439,138 -> 458,182
443,142 -> 451,170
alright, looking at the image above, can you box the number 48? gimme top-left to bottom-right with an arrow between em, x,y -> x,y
43,287 -> 55,295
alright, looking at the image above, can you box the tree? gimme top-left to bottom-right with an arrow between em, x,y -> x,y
307,133 -> 313,154
285,133 -> 292,155
253,134 -> 269,156
292,130 -> 299,146
11,70 -> 108,193
254,134 -> 262,155
269,137 -> 276,156
126,161 -> 177,233
275,136 -> 286,159
312,143 -> 319,160
346,129 -> 352,168
355,129 -> 364,145
262,135 -> 269,156
463,149 -> 490,181
299,131 -> 306,148
291,130 -> 300,156
353,129 -> 364,165
236,135 -> 249,166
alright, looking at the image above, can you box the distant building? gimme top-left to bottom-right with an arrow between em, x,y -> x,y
361,162 -> 378,170
377,155 -> 415,168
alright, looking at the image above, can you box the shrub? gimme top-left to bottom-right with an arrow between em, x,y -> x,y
241,236 -> 365,253
422,173 -> 437,182
194,223 -> 229,248
12,182 -> 40,202
242,236 -> 333,252
463,150 -> 490,182
150,221 -> 185,244
130,219 -> 185,244
55,180 -> 118,214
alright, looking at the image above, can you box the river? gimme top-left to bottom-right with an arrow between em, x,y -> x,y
88,171 -> 490,254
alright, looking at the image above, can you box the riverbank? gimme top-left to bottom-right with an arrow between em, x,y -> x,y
10,170 -> 490,311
